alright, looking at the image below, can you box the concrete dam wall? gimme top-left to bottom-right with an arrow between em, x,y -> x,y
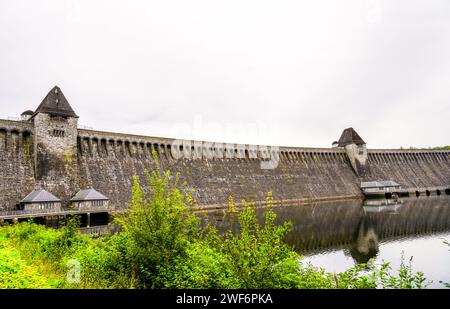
0,117 -> 449,211
76,129 -> 363,209
364,150 -> 450,189
0,87 -> 449,211
0,120 -> 35,211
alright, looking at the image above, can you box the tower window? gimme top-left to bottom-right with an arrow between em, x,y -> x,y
50,115 -> 68,122
358,145 -> 364,155
52,129 -> 65,137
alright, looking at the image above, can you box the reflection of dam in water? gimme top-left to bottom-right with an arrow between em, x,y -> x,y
212,196 -> 450,265
274,197 -> 450,264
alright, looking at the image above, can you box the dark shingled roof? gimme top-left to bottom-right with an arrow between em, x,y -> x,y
337,127 -> 366,147
21,190 -> 61,203
70,189 -> 109,202
32,86 -> 78,119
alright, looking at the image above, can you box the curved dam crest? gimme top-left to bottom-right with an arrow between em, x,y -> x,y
0,87 -> 449,210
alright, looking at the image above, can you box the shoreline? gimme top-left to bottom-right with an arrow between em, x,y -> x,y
191,194 -> 364,211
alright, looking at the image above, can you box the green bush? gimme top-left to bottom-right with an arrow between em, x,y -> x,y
113,151 -> 202,288
218,197 -> 299,288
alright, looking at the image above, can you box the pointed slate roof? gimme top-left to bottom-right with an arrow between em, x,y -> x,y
70,189 -> 109,202
337,127 -> 366,147
32,86 -> 78,119
21,190 -> 61,203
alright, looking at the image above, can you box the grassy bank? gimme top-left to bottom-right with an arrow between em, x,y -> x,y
0,231 -> 63,288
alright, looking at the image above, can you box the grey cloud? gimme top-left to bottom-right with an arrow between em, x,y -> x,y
0,0 -> 449,149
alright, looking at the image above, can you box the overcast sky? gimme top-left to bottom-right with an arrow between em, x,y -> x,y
0,0 -> 449,148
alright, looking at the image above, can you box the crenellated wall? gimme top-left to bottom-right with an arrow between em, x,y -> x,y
0,121 -> 449,211
75,129 -> 363,209
0,120 -> 35,210
364,150 -> 450,188
73,129 -> 449,210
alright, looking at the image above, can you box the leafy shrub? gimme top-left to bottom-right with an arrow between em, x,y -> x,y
218,197 -> 299,288
113,152 -> 202,288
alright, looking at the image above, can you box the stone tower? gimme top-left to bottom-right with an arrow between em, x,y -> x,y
337,128 -> 367,176
29,86 -> 79,198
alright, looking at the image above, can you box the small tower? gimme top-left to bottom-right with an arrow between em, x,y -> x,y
30,86 -> 79,157
337,128 -> 367,176
20,110 -> 34,121
30,86 -> 79,194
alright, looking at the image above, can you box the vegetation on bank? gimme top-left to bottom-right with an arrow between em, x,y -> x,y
0,231 -> 62,288
0,153 -> 435,289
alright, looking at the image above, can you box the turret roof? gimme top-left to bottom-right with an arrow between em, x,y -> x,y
32,86 -> 78,118
337,127 -> 366,146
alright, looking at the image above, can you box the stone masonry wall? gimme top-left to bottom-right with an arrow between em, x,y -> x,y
364,150 -> 450,188
344,143 -> 368,176
33,113 -> 78,155
0,122 -> 449,210
0,120 -> 35,210
76,137 -> 362,209
33,114 -> 79,204
74,129 -> 450,209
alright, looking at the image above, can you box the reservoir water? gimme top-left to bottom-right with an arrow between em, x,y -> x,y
213,195 -> 450,288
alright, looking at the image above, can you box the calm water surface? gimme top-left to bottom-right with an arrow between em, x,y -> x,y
213,195 -> 450,288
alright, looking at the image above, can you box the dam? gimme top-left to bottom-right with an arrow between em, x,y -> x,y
0,86 -> 449,211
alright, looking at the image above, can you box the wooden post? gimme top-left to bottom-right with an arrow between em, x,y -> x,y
87,213 -> 91,228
